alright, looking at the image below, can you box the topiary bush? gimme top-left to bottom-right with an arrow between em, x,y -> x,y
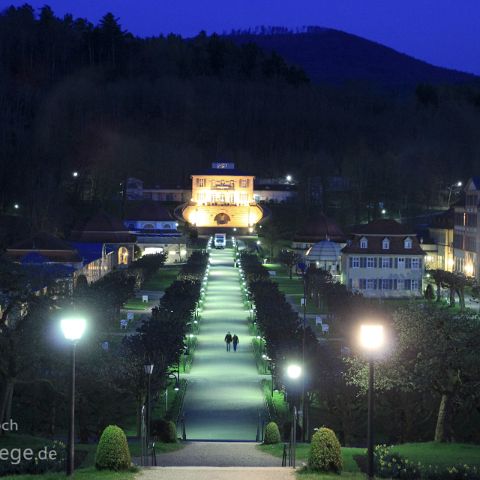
264,421 -> 281,444
308,427 -> 343,473
151,419 -> 178,443
95,425 -> 131,471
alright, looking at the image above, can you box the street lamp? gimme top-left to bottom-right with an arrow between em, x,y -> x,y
447,181 -> 463,207
144,363 -> 154,451
359,323 -> 385,480
60,316 -> 86,477
287,363 -> 302,469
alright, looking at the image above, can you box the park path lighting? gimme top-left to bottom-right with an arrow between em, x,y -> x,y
60,316 -> 86,476
144,363 -> 154,452
359,323 -> 385,480
72,171 -> 79,178
286,363 -> 302,468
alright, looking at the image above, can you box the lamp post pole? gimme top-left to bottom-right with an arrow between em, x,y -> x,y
359,323 -> 385,480
60,317 -> 86,477
367,359 -> 375,480
66,342 -> 76,476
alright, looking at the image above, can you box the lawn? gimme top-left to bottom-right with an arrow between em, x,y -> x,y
143,265 -> 181,291
0,467 -> 137,480
259,441 -> 480,475
122,298 -> 153,311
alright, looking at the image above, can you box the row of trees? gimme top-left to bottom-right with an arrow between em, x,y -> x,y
244,248 -> 480,444
0,250 -> 205,439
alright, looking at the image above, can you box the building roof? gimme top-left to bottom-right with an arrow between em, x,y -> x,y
341,236 -> 425,255
429,208 -> 454,229
6,232 -> 82,263
293,213 -> 346,242
349,219 -> 416,236
124,202 -> 174,221
70,212 -> 136,243
191,167 -> 253,177
342,219 -> 424,255
305,240 -> 342,262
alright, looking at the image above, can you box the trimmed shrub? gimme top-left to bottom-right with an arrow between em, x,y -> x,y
95,425 -> 131,471
151,419 -> 178,443
264,421 -> 281,444
308,427 -> 343,473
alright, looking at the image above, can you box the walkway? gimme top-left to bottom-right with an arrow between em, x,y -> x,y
181,246 -> 265,440
137,467 -> 295,480
151,442 -> 281,467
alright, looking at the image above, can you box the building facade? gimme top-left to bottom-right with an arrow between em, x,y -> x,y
453,177 -> 480,278
181,163 -> 263,228
341,219 -> 425,298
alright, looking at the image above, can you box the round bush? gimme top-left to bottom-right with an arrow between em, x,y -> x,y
264,421 -> 281,444
308,427 -> 343,473
151,419 -> 177,443
95,425 -> 131,471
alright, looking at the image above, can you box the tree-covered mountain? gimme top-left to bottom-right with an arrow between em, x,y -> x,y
229,27 -> 478,88
1,6 -> 480,241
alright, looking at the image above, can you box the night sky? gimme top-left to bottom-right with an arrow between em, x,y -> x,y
5,0 -> 480,75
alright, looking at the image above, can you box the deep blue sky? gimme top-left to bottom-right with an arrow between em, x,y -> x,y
5,0 -> 480,75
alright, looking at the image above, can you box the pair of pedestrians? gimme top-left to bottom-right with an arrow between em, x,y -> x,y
224,331 -> 239,352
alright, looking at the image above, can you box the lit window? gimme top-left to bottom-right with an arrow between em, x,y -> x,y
382,238 -> 390,250
196,178 -> 206,187
404,237 -> 412,249
360,237 -> 368,249
240,179 -> 249,188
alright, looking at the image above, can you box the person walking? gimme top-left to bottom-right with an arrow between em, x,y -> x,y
232,334 -> 239,352
225,331 -> 233,351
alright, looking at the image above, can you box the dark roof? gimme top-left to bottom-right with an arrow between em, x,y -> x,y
255,184 -> 297,191
9,232 -> 75,251
429,208 -> 454,229
349,219 -> 415,236
191,168 -> 253,177
6,232 -> 82,263
471,177 -> 480,190
124,202 -> 173,221
294,213 -> 346,242
341,235 -> 425,255
70,212 -> 136,243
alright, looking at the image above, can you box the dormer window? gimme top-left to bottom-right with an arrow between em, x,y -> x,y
382,238 -> 390,250
360,237 -> 368,249
404,237 -> 412,249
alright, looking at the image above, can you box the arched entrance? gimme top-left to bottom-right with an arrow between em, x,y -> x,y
214,213 -> 230,225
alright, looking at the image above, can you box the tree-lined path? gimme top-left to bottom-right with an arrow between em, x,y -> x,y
181,246 -> 265,440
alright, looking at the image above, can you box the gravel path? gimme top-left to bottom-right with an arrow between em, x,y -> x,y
145,441 -> 283,467
136,467 -> 295,480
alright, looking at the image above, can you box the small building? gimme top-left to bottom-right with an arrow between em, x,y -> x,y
304,240 -> 342,279
70,212 -> 136,284
181,162 -> 264,229
341,219 -> 425,298
136,235 -> 188,263
417,208 -> 454,271
124,202 -> 179,234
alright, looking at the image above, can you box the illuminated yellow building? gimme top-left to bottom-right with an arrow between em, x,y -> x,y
182,163 -> 263,228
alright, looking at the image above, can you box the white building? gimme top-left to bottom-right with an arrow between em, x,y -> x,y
341,219 -> 425,298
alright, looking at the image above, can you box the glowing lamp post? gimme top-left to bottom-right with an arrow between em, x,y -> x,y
359,324 -> 385,480
287,363 -> 302,468
60,316 -> 86,476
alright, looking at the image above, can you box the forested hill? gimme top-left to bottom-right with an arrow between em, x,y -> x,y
2,6 -> 480,240
229,27 -> 478,88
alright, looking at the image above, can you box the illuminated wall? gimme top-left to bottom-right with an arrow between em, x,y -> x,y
183,173 -> 263,228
